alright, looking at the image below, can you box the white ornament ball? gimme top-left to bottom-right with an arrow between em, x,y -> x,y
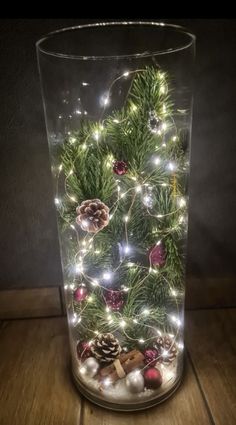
125,370 -> 145,393
82,357 -> 99,378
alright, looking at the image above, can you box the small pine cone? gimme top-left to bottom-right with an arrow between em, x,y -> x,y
155,335 -> 178,365
91,333 -> 121,363
76,199 -> 109,233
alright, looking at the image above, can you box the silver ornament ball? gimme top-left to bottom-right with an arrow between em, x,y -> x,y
125,370 -> 145,393
82,357 -> 99,378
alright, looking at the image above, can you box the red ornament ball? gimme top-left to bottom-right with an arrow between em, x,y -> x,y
113,160 -> 128,176
143,349 -> 159,367
144,367 -> 162,389
74,286 -> 88,302
149,242 -> 166,267
76,341 -> 91,361
104,290 -> 124,311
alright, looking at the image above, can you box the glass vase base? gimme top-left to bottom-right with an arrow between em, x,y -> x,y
71,364 -> 183,412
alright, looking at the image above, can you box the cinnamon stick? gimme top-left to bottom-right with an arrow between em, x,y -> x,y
98,349 -> 145,383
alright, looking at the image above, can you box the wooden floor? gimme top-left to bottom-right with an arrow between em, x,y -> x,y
0,309 -> 235,425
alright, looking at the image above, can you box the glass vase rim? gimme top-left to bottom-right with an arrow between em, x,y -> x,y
36,21 -> 196,60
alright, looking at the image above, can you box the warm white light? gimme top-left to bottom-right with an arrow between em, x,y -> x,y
124,245 -> 130,254
70,224 -> 75,230
75,264 -> 83,274
162,143 -> 167,148
178,197 -> 186,208
160,85 -> 166,95
87,296 -> 93,303
75,109 -> 82,115
179,215 -> 184,224
54,198 -> 60,205
72,314 -> 81,324
58,164 -> 63,171
131,104 -> 137,112
120,193 -> 126,198
113,119 -> 120,123
84,110 -> 88,115
117,185 -> 121,192
82,143 -> 87,150
149,267 -> 158,274
101,94 -> 110,107
133,318 -> 138,324
162,349 -> 168,357
157,214 -> 164,218
93,131 -> 100,141
162,105 -> 166,113
153,156 -> 161,165
131,176 -> 137,181
167,162 -> 176,172
172,136 -> 177,142
105,306 -> 110,313
103,271 -> 112,281
156,329 -> 162,336
124,215 -> 129,223
139,338 -> 145,344
143,309 -> 150,316
168,333 -> 174,339
59,115 -> 62,119
82,82 -> 89,86
123,71 -> 130,77
69,196 -> 77,202
135,185 -> 142,193
162,122 -> 167,131
64,284 -> 68,290
79,366 -> 86,375
120,320 -> 126,328
171,315 -> 181,327
70,283 -> 75,290
177,342 -> 184,350
70,137 -> 76,144
103,378 -> 112,387
161,183 -> 168,187
94,250 -> 101,254
171,289 -> 177,297
123,286 -> 129,292
127,262 -> 135,267
156,240 -> 161,246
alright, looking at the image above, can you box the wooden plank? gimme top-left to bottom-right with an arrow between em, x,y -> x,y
0,287 -> 62,319
185,278 -> 236,309
0,317 -> 81,425
186,309 -> 236,425
82,358 -> 212,425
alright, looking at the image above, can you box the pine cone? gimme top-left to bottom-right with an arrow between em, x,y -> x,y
155,335 -> 178,365
91,333 -> 121,363
76,199 -> 109,233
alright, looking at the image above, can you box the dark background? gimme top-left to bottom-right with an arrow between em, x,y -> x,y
0,19 -> 235,290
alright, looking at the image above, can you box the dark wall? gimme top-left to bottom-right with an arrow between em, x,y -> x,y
0,19 -> 235,290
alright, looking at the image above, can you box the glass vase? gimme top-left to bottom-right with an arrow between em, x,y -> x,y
37,22 -> 195,411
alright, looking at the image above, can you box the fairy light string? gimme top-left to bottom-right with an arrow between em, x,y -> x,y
55,67 -> 186,369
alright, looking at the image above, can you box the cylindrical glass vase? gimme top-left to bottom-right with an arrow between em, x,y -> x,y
37,22 -> 195,411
